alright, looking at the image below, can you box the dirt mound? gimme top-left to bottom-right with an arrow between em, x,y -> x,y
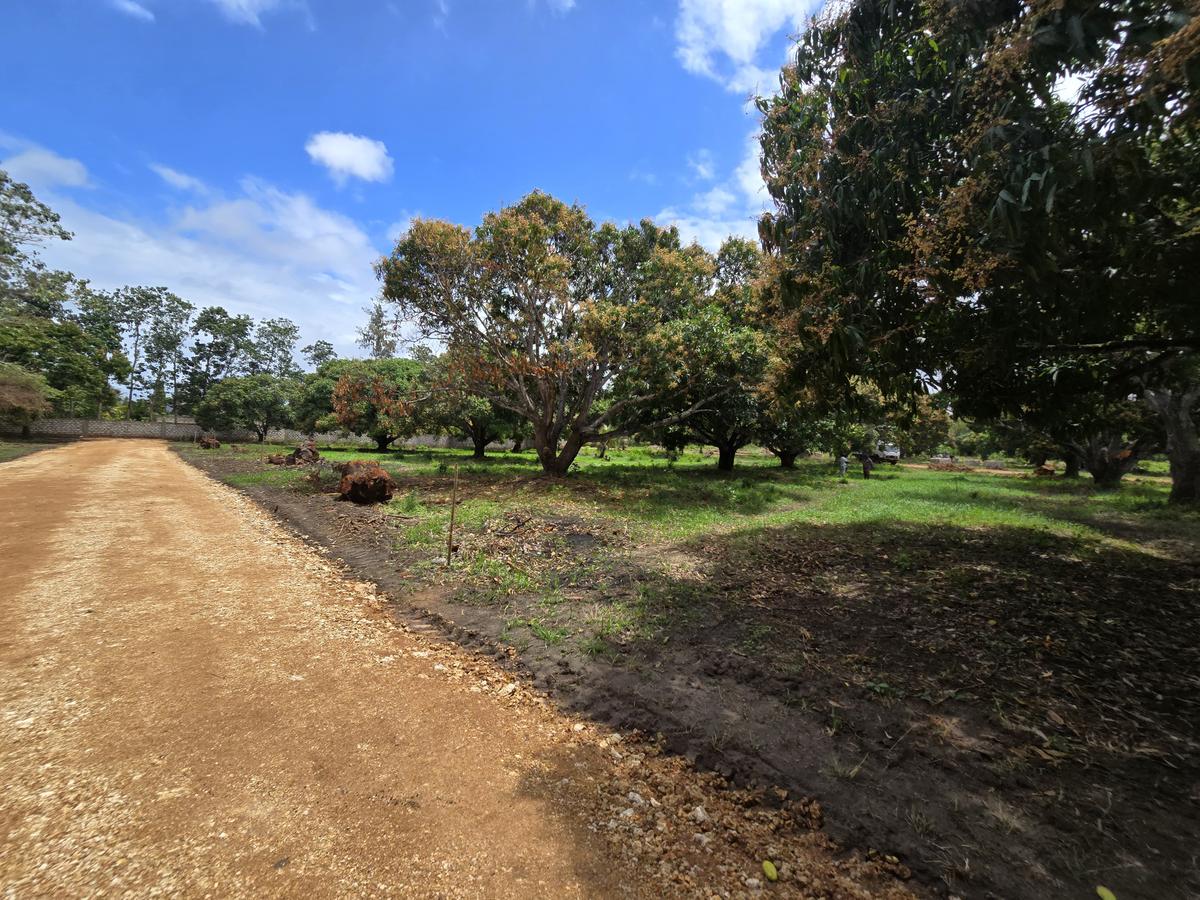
927,460 -> 973,472
197,436 -> 220,449
338,463 -> 397,504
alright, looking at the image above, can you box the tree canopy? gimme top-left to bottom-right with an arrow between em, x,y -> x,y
326,358 -> 427,451
194,374 -> 294,442
378,191 -> 761,475
757,0 -> 1199,498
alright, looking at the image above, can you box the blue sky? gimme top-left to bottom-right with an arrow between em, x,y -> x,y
1,0 -> 816,355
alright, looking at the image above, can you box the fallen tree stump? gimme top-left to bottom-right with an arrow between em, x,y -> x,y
338,462 -> 396,504
266,440 -> 322,466
291,439 -> 320,464
336,459 -> 377,477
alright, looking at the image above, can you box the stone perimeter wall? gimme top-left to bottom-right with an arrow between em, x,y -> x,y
7,418 -> 486,450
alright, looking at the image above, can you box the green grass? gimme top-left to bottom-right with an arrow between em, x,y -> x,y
179,438 -> 1198,680
0,438 -> 64,464
182,439 -> 1196,553
526,618 -> 571,645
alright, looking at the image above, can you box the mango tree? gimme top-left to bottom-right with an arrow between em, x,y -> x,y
378,192 -> 760,476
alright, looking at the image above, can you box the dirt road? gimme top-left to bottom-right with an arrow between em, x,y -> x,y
0,440 -> 907,899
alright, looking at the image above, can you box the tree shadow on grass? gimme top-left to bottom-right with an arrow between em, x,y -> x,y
905,471 -> 1200,559
364,452 -> 834,526
563,520 -> 1200,900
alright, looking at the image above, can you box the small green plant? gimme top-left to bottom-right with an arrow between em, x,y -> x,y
580,635 -> 623,663
527,618 -> 569,645
866,680 -> 900,698
905,804 -> 935,836
823,752 -> 868,780
402,519 -> 442,546
741,622 -> 774,652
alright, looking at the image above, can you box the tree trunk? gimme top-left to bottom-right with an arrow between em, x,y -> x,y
596,440 -> 608,459
1063,452 -> 1081,478
1089,463 -> 1123,489
374,435 -> 392,452
1146,386 -> 1200,504
126,330 -> 141,420
1028,451 -> 1047,468
716,444 -> 737,471
536,427 -> 585,476
472,434 -> 488,459
510,436 -> 524,452
1081,435 -> 1140,490
1167,450 -> 1200,503
778,451 -> 798,469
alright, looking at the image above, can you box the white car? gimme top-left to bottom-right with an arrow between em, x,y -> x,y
873,443 -> 901,464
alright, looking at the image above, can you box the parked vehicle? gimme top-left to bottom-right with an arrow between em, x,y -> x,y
872,442 -> 901,464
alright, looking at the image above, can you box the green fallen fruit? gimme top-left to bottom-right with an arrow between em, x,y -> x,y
762,860 -> 778,882
1096,888 -> 1116,900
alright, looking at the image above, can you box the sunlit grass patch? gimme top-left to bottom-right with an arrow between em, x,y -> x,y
0,439 -> 56,463
180,439 -> 1194,557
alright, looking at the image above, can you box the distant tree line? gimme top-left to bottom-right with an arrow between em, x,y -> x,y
0,172 -> 947,465
0,169 -> 326,430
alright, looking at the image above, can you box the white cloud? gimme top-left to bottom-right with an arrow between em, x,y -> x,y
305,131 -> 394,186
657,131 -> 768,250
629,166 -> 658,186
694,185 -> 736,217
655,209 -> 758,251
150,163 -> 209,194
733,133 -> 768,210
431,0 -> 450,28
110,0 -> 155,22
172,178 -> 380,292
675,0 -> 816,92
16,140 -> 381,355
425,0 -> 574,28
385,212 -> 420,244
1054,73 -> 1086,107
0,143 -> 91,191
207,0 -> 287,27
687,148 -> 716,181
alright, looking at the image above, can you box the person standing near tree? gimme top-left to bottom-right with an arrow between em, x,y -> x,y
861,454 -> 874,480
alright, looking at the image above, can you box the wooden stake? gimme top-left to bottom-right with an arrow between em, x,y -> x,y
446,464 -> 459,569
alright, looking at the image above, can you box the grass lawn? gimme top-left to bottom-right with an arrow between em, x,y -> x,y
178,438 -> 1199,899
0,437 -> 69,464
185,439 -> 1189,544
